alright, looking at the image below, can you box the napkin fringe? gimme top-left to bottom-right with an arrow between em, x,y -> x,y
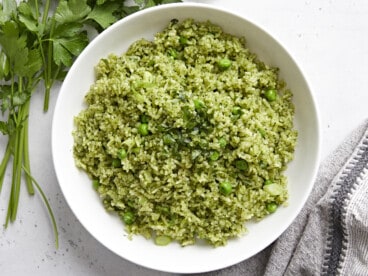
321,131 -> 368,275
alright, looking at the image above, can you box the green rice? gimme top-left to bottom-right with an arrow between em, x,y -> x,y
73,19 -> 297,247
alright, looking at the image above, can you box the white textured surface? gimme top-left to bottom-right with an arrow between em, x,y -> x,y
0,0 -> 367,275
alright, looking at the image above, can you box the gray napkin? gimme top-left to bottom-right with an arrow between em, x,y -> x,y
199,119 -> 368,276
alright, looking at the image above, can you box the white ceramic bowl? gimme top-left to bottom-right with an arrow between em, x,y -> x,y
52,3 -> 320,274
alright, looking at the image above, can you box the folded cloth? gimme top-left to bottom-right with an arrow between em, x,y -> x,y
201,119 -> 368,276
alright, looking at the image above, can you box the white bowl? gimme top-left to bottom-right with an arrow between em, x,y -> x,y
52,3 -> 320,274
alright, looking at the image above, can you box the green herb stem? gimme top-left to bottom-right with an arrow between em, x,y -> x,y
43,82 -> 51,111
22,99 -> 34,195
0,142 -> 12,192
22,165 -> 59,249
9,106 -> 27,223
4,184 -> 13,228
43,16 -> 56,112
5,133 -> 20,227
42,0 -> 51,26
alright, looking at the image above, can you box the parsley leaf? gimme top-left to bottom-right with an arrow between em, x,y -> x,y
161,0 -> 183,3
120,5 -> 140,18
145,0 -> 157,8
55,0 -> 91,25
2,0 -> 17,19
23,48 -> 43,78
53,34 -> 89,66
18,2 -> 39,33
54,22 -> 85,38
87,2 -> 119,29
0,84 -> 12,113
0,121 -> 10,135
12,92 -> 29,106
0,21 -> 29,77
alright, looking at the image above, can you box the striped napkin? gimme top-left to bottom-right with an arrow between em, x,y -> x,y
203,120 -> 368,276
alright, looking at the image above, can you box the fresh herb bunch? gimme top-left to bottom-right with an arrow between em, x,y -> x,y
0,0 -> 181,248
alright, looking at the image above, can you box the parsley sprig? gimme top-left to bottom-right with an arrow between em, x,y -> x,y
0,0 -> 181,248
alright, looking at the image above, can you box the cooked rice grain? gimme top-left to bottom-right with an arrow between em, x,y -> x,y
73,19 -> 297,246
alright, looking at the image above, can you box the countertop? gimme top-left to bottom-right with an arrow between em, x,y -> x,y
1,0 -> 367,275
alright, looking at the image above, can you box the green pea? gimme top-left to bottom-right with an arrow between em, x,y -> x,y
138,123 -> 149,136
112,158 -> 121,168
155,235 -> 172,246
118,148 -> 127,159
219,137 -> 227,148
235,159 -> 248,171
219,181 -> 232,195
123,211 -> 135,225
231,106 -> 242,121
266,202 -> 278,213
193,99 -> 205,110
263,183 -> 283,196
210,151 -> 220,161
264,89 -> 277,102
92,179 -> 99,190
231,106 -> 242,115
132,147 -> 140,154
168,48 -> 178,59
264,179 -> 273,186
217,58 -> 232,70
179,36 -> 188,45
